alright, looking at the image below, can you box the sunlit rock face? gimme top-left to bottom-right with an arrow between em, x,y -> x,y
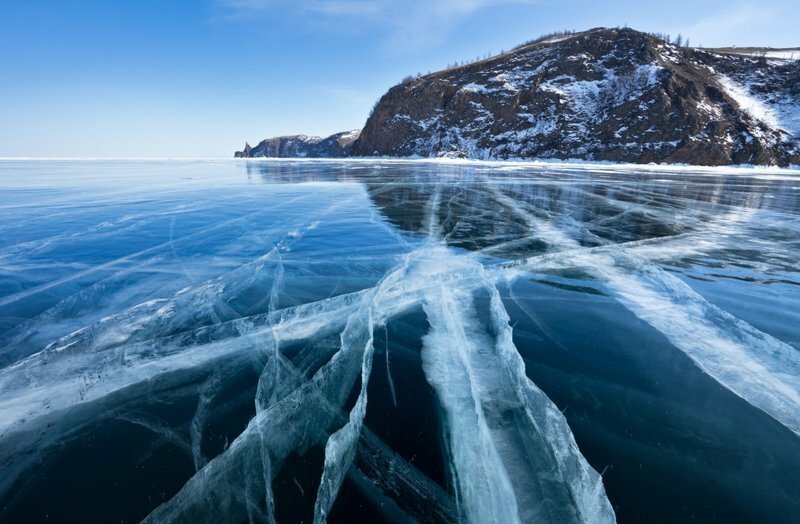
352,28 -> 800,166
235,130 -> 361,158
235,28 -> 800,165
1,160 -> 800,523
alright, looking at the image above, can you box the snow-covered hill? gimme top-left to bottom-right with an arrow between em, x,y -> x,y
352,28 -> 799,166
237,28 -> 799,166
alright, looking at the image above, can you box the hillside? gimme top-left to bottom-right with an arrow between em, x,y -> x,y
238,28 -> 800,166
235,130 -> 360,158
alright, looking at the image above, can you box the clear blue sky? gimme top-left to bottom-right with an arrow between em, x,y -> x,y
1,0 -> 797,157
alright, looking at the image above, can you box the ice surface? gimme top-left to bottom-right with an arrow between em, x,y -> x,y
419,261 -> 615,523
600,258 -> 800,434
487,182 -> 800,437
1,160 -> 799,523
314,286 -> 380,522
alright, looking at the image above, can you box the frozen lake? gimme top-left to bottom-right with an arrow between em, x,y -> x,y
0,159 -> 799,523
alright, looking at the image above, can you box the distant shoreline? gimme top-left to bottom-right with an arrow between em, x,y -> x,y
1,156 -> 798,175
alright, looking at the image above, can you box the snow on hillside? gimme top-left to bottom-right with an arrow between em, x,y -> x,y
717,76 -> 782,129
717,49 -> 800,61
761,51 -> 799,60
716,70 -> 800,142
403,58 -> 668,160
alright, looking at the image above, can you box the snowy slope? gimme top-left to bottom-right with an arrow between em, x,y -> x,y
352,28 -> 800,166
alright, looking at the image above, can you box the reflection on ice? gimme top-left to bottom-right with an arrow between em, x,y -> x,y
0,159 -> 799,523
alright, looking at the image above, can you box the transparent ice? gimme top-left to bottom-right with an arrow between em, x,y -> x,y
0,159 -> 799,523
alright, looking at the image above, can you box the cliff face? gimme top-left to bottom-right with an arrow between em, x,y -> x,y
235,130 -> 360,158
233,142 -> 252,158
351,28 -> 800,166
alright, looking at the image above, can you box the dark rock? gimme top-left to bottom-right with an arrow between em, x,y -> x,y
234,131 -> 360,158
351,28 -> 799,166
236,28 -> 799,166
234,142 -> 252,158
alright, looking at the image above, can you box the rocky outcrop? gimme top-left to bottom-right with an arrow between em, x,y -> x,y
234,130 -> 360,158
351,28 -> 799,166
236,28 -> 799,166
234,142 -> 252,158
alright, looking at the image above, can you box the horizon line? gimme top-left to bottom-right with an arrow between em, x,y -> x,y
0,156 -> 798,174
